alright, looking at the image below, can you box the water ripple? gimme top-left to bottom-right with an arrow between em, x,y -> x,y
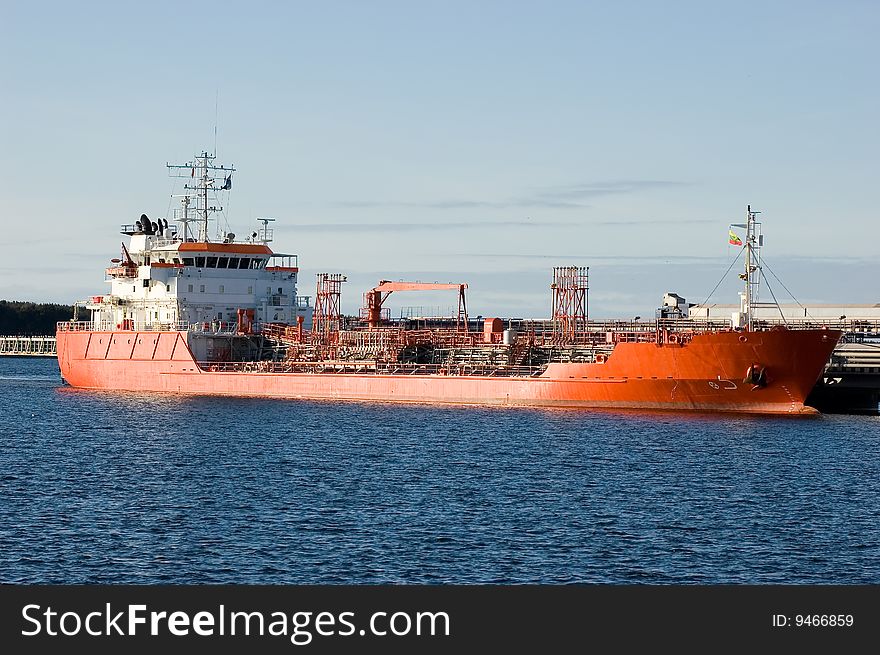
1,357 -> 879,584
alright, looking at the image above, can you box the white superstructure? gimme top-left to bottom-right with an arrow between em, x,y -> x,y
82,151 -> 313,334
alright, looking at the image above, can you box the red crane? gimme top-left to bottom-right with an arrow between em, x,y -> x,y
363,280 -> 469,331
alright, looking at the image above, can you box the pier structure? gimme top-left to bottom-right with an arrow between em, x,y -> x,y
807,330 -> 880,414
0,336 -> 57,356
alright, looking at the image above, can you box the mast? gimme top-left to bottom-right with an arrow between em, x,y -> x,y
167,152 -> 235,242
202,153 -> 209,239
742,205 -> 762,330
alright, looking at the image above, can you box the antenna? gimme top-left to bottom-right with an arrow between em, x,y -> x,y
167,152 -> 235,242
214,88 -> 219,156
256,217 -> 275,244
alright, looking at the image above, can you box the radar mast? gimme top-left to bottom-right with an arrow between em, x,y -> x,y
167,151 -> 235,242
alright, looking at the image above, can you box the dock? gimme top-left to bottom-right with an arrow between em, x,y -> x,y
0,336 -> 57,357
808,333 -> 880,414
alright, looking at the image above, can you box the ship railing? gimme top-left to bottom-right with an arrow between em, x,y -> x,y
193,360 -> 551,377
840,329 -> 880,345
655,318 -> 731,332
760,319 -> 880,334
654,316 -> 862,334
151,237 -> 182,248
0,335 -> 57,356
56,320 -> 192,332
188,321 -> 241,335
687,315 -> 874,333
150,321 -> 190,331
57,321 -> 95,332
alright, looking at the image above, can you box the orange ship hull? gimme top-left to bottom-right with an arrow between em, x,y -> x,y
56,327 -> 840,415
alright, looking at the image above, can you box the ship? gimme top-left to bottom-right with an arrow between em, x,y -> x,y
56,152 -> 841,414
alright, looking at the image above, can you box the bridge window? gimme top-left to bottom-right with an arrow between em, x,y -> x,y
217,257 -> 228,268
195,257 -> 206,267
206,257 -> 218,268
228,257 -> 239,268
183,258 -> 194,267
238,258 -> 250,269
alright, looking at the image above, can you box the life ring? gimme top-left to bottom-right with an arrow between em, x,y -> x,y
668,334 -> 679,344
596,353 -> 607,364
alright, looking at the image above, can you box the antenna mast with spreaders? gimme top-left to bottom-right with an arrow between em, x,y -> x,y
733,205 -> 763,330
167,152 -> 235,242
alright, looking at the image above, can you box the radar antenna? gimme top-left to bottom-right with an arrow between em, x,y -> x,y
256,217 -> 275,244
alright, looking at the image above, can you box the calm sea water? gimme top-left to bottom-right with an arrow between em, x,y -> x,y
1,356 -> 879,584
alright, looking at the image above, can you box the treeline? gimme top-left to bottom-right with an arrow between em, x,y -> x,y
0,301 -> 73,335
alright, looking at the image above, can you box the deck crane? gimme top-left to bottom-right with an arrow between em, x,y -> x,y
363,281 -> 469,331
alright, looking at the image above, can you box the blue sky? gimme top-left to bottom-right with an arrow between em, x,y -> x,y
2,0 -> 877,318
